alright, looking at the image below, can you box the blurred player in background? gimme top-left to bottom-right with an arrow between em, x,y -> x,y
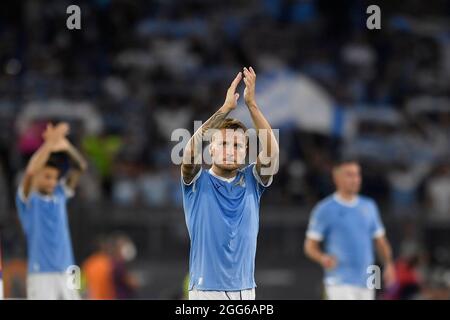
181,67 -> 279,300
16,122 -> 87,299
304,159 -> 396,300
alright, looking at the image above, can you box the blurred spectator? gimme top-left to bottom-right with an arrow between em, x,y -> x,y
82,236 -> 116,300
387,163 -> 430,217
111,234 -> 139,299
2,258 -> 27,299
0,163 -> 8,219
426,163 -> 450,221
384,255 -> 422,300
0,228 -> 27,299
138,166 -> 170,207
17,121 -> 47,161
83,133 -> 123,197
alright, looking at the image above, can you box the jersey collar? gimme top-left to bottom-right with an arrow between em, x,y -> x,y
208,168 -> 237,183
333,192 -> 359,207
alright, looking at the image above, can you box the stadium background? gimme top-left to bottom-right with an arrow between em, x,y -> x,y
0,0 -> 449,299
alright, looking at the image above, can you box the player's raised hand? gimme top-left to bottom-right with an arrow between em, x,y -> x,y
42,122 -> 69,141
51,137 -> 71,152
243,66 -> 256,107
54,122 -> 70,137
42,123 -> 54,140
42,122 -> 70,150
222,72 -> 242,111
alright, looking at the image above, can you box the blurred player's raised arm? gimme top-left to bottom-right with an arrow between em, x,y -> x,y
61,139 -> 88,192
181,72 -> 242,184
21,123 -> 69,200
243,67 -> 279,185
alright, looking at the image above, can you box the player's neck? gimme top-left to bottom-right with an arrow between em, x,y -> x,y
37,188 -> 53,196
335,191 -> 358,202
211,165 -> 238,179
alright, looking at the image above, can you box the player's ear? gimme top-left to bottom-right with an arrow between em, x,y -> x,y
209,144 -> 214,157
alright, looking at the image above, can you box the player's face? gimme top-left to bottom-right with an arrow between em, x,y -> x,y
210,129 -> 247,171
333,163 -> 362,195
35,166 -> 60,195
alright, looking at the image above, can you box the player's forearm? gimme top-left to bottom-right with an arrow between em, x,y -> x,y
247,102 -> 279,163
376,237 -> 393,266
182,105 -> 231,172
65,143 -> 88,172
25,142 -> 54,175
304,240 -> 326,265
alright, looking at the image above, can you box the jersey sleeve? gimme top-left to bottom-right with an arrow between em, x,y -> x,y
306,204 -> 330,241
15,185 -> 30,232
180,167 -> 204,224
54,179 -> 74,200
370,200 -> 385,239
181,167 -> 203,196
246,163 -> 272,198
59,178 -> 75,199
16,184 -> 27,207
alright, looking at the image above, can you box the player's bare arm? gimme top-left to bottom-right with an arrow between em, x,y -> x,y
375,235 -> 396,286
243,67 -> 279,184
22,123 -> 69,200
181,72 -> 242,184
304,238 -> 337,270
57,138 -> 88,192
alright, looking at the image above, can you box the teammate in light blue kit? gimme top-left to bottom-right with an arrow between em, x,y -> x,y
181,68 -> 279,300
16,122 -> 87,299
304,159 -> 396,300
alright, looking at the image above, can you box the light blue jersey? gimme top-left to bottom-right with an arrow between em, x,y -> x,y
16,182 -> 75,274
306,193 -> 385,288
181,163 -> 271,291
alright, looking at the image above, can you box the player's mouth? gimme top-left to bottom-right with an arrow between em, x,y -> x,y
223,159 -> 238,165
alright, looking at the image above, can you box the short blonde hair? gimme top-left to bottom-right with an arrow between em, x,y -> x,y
210,118 -> 248,145
217,118 -> 248,131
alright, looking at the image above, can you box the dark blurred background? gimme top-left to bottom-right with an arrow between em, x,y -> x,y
0,0 -> 449,299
